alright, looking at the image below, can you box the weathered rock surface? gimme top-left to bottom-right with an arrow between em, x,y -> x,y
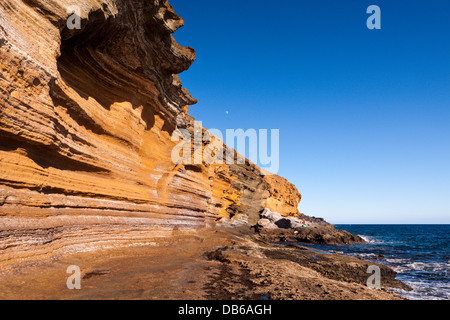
253,208 -> 365,245
256,226 -> 366,245
257,208 -> 309,229
0,0 -> 301,269
205,237 -> 408,300
0,228 -> 407,300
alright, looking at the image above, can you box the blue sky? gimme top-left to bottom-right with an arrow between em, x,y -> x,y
170,0 -> 450,224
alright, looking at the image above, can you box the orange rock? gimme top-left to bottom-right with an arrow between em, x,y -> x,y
0,0 -> 301,269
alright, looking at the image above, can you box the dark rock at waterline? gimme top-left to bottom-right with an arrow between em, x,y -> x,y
275,218 -> 293,229
262,244 -> 412,292
256,224 -> 366,245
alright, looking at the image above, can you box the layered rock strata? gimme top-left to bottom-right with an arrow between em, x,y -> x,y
0,0 -> 301,269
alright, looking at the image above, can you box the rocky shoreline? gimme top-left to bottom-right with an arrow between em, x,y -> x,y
255,227 -> 365,245
0,0 -> 410,300
204,237 -> 409,300
0,224 -> 409,300
211,220 -> 411,300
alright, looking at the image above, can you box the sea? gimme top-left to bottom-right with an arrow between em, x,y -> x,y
299,224 -> 449,300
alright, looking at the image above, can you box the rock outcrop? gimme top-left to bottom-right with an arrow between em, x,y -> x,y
257,208 -> 310,229
253,209 -> 365,245
255,226 -> 366,245
0,0 -> 301,269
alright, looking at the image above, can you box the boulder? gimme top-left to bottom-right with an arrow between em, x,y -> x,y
288,217 -> 304,229
260,208 -> 284,223
258,208 -> 305,230
256,219 -> 277,229
275,218 -> 292,229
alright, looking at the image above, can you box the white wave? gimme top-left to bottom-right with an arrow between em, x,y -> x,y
392,260 -> 449,274
394,280 -> 450,300
405,261 -> 450,272
358,234 -> 399,245
354,253 -> 384,259
385,258 -> 412,264
358,235 -> 378,243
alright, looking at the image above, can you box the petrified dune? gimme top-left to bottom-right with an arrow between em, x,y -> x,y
0,0 -> 301,270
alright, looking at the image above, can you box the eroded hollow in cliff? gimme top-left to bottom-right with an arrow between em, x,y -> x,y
52,9 -> 165,135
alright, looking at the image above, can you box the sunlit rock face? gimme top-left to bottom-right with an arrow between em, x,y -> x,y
0,0 -> 301,268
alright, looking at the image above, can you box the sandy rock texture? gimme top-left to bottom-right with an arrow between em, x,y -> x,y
0,227 -> 407,300
0,0 -> 301,270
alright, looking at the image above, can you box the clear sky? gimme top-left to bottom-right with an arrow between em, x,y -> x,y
170,0 -> 450,224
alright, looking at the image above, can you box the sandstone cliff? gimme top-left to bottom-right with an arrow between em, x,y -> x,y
0,0 -> 301,269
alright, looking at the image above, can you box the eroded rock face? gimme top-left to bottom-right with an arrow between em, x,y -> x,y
0,0 -> 301,269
